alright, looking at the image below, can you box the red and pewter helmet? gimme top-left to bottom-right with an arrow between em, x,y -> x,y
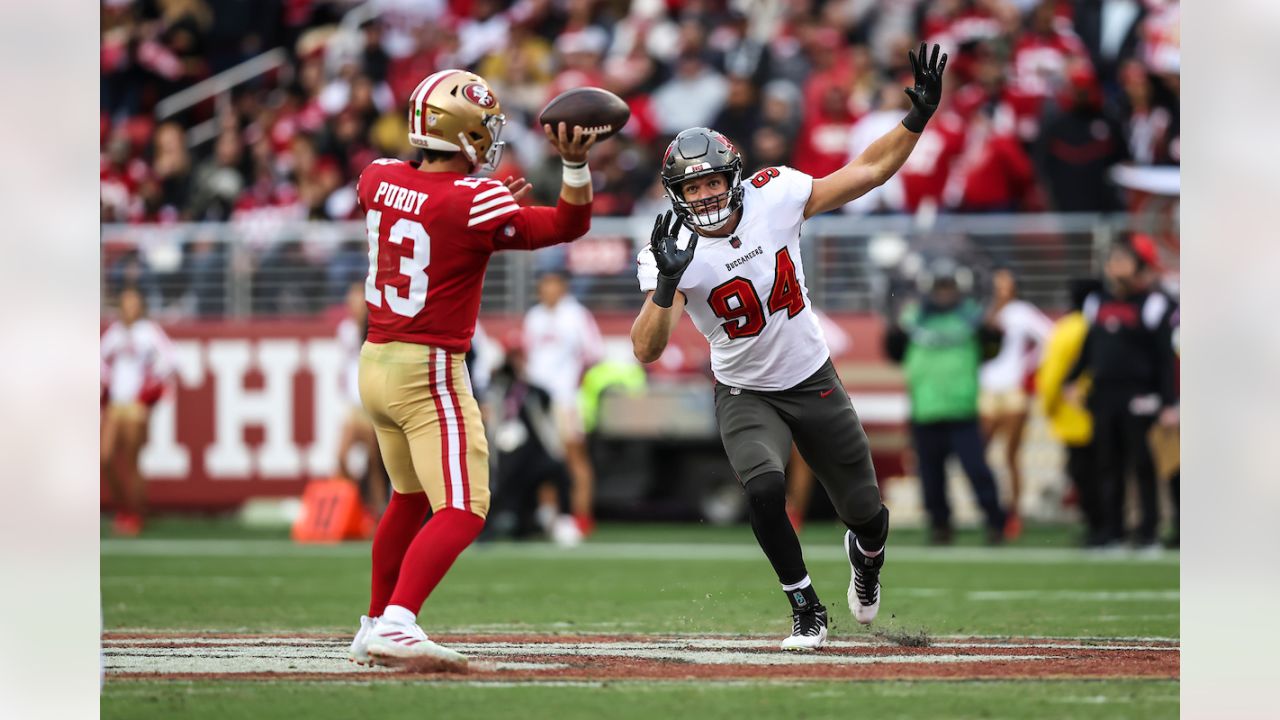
660,127 -> 744,231
406,69 -> 506,172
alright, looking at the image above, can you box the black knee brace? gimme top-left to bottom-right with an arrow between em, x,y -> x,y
745,471 -> 787,509
845,504 -> 890,553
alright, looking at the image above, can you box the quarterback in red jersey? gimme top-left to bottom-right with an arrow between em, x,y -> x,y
348,69 -> 596,671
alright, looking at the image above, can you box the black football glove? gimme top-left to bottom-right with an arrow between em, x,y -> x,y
649,210 -> 699,308
903,42 -> 948,133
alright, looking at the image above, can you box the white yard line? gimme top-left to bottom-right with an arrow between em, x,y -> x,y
104,643 -> 1061,671
895,588 -> 1179,601
104,637 -> 1177,652
101,634 -> 1177,678
101,539 -> 1179,565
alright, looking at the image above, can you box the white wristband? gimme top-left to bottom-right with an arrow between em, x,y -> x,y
562,161 -> 591,188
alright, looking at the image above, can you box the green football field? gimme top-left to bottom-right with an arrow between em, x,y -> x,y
101,520 -> 1179,719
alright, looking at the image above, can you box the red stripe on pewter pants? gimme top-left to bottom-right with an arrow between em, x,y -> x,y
387,508 -> 485,615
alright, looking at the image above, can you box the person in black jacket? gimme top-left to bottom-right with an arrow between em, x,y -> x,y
1034,62 -> 1128,213
1065,241 -> 1178,548
481,346 -> 578,545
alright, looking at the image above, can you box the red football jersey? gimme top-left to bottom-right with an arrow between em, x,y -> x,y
1012,31 -> 1087,99
899,112 -> 966,212
357,159 -> 531,353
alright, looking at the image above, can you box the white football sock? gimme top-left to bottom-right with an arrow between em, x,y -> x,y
781,575 -> 812,592
856,539 -> 883,558
381,604 -> 416,627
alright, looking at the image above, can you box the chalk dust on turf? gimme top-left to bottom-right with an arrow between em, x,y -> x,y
103,632 -> 1178,683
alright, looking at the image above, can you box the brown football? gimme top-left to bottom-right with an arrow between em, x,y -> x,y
538,87 -> 631,142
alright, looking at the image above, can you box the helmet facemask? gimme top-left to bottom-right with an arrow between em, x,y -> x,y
460,112 -> 506,173
665,169 -> 744,232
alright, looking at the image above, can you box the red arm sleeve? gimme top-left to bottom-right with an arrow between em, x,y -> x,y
494,198 -> 593,251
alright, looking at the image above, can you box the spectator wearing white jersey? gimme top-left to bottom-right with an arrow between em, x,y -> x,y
335,284 -> 386,515
979,267 -> 1054,540
522,270 -> 604,534
101,286 -> 174,536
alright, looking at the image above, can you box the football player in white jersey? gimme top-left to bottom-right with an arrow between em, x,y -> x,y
631,43 -> 948,649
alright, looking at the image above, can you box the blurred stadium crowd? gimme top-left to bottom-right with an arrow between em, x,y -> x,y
100,0 -> 1180,225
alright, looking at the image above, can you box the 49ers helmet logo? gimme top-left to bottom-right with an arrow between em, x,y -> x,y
462,83 -> 496,108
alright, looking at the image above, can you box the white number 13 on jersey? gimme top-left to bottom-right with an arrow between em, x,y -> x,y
364,209 -> 430,317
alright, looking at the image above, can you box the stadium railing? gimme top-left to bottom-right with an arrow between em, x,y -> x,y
100,213 -> 1179,318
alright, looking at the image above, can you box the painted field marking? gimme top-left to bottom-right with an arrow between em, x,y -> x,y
102,633 -> 1179,682
896,589 -> 1179,602
105,634 -> 1180,649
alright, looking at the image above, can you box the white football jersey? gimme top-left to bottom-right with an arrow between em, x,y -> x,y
523,296 -> 604,407
637,166 -> 830,391
100,319 -> 175,404
980,299 -> 1053,392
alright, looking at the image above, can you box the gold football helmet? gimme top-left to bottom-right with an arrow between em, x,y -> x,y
407,69 -> 506,171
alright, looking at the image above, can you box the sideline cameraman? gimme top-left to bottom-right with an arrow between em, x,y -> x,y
885,259 -> 1008,545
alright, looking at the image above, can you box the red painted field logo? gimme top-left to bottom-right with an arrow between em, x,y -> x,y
463,83 -> 496,108
102,632 -> 1181,682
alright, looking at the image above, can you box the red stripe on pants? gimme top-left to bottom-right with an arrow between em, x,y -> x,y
443,353 -> 471,511
428,350 -> 453,508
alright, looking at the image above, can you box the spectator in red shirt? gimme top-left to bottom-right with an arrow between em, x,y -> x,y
1010,0 -> 1088,138
800,28 -> 855,117
900,110 -> 967,214
947,105 -> 1035,212
792,81 -> 858,180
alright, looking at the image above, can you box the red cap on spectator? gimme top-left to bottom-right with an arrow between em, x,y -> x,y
1131,234 -> 1161,270
125,116 -> 155,154
1062,59 -> 1102,109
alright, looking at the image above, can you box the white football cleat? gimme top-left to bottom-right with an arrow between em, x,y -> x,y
348,615 -> 376,665
551,514 -> 584,547
365,619 -> 468,672
846,530 -> 884,625
780,604 -> 828,651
